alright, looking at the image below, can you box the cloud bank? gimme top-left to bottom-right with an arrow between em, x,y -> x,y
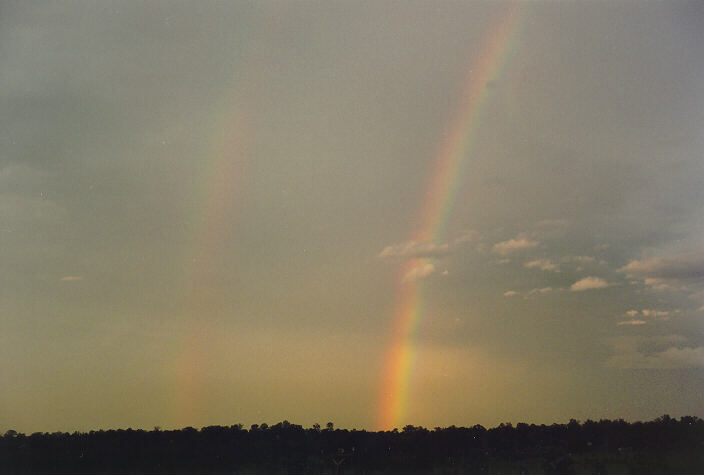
605,335 -> 704,369
619,253 -> 704,281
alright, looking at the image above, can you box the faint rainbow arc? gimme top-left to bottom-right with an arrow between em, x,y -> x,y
377,5 -> 524,431
171,97 -> 249,428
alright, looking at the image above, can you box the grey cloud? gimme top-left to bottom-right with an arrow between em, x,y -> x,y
619,254 -> 704,301
562,255 -> 596,264
619,253 -> 704,282
605,335 -> 704,369
606,345 -> 704,369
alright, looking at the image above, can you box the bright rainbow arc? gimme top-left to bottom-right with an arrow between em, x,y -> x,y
377,5 -> 525,431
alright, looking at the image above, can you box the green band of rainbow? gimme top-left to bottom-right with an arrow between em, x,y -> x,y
377,4 -> 525,431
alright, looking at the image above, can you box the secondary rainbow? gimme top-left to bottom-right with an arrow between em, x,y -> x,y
171,96 -> 249,428
377,4 -> 525,430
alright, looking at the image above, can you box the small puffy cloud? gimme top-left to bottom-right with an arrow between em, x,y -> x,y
524,259 -> 559,272
641,309 -> 670,319
526,287 -> 553,297
378,241 -> 450,259
402,262 -> 436,282
60,276 -> 83,282
570,276 -> 609,291
617,320 -> 647,326
492,235 -> 539,255
643,278 -> 671,291
624,308 -> 673,320
503,290 -> 518,297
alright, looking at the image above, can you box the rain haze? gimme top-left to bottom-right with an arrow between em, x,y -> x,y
1,1 -> 703,433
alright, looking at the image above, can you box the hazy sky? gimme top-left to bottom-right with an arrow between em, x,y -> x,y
2,1 -> 703,433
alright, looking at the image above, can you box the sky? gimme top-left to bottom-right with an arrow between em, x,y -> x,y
1,1 -> 703,434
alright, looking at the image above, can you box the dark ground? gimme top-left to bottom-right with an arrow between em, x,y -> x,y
2,415 -> 702,473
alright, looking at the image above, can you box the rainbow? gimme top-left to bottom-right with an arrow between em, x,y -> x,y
377,5 -> 525,430
171,97 -> 249,428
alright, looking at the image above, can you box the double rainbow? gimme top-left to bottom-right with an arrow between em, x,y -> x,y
377,5 -> 524,430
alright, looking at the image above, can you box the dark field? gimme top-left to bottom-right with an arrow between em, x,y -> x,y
2,415 -> 702,474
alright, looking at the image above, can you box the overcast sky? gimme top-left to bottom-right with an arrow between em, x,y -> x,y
1,1 -> 703,433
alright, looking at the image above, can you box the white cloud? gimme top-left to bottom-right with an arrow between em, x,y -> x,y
643,278 -> 671,291
526,287 -> 553,296
492,235 -> 539,255
524,259 -> 559,272
617,320 -> 647,326
60,275 -> 83,282
379,231 -> 484,260
402,262 -> 436,282
378,241 -> 450,259
570,276 -> 609,291
503,290 -> 518,297
641,309 -> 671,319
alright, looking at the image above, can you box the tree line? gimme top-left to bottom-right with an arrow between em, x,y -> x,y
1,415 -> 702,473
